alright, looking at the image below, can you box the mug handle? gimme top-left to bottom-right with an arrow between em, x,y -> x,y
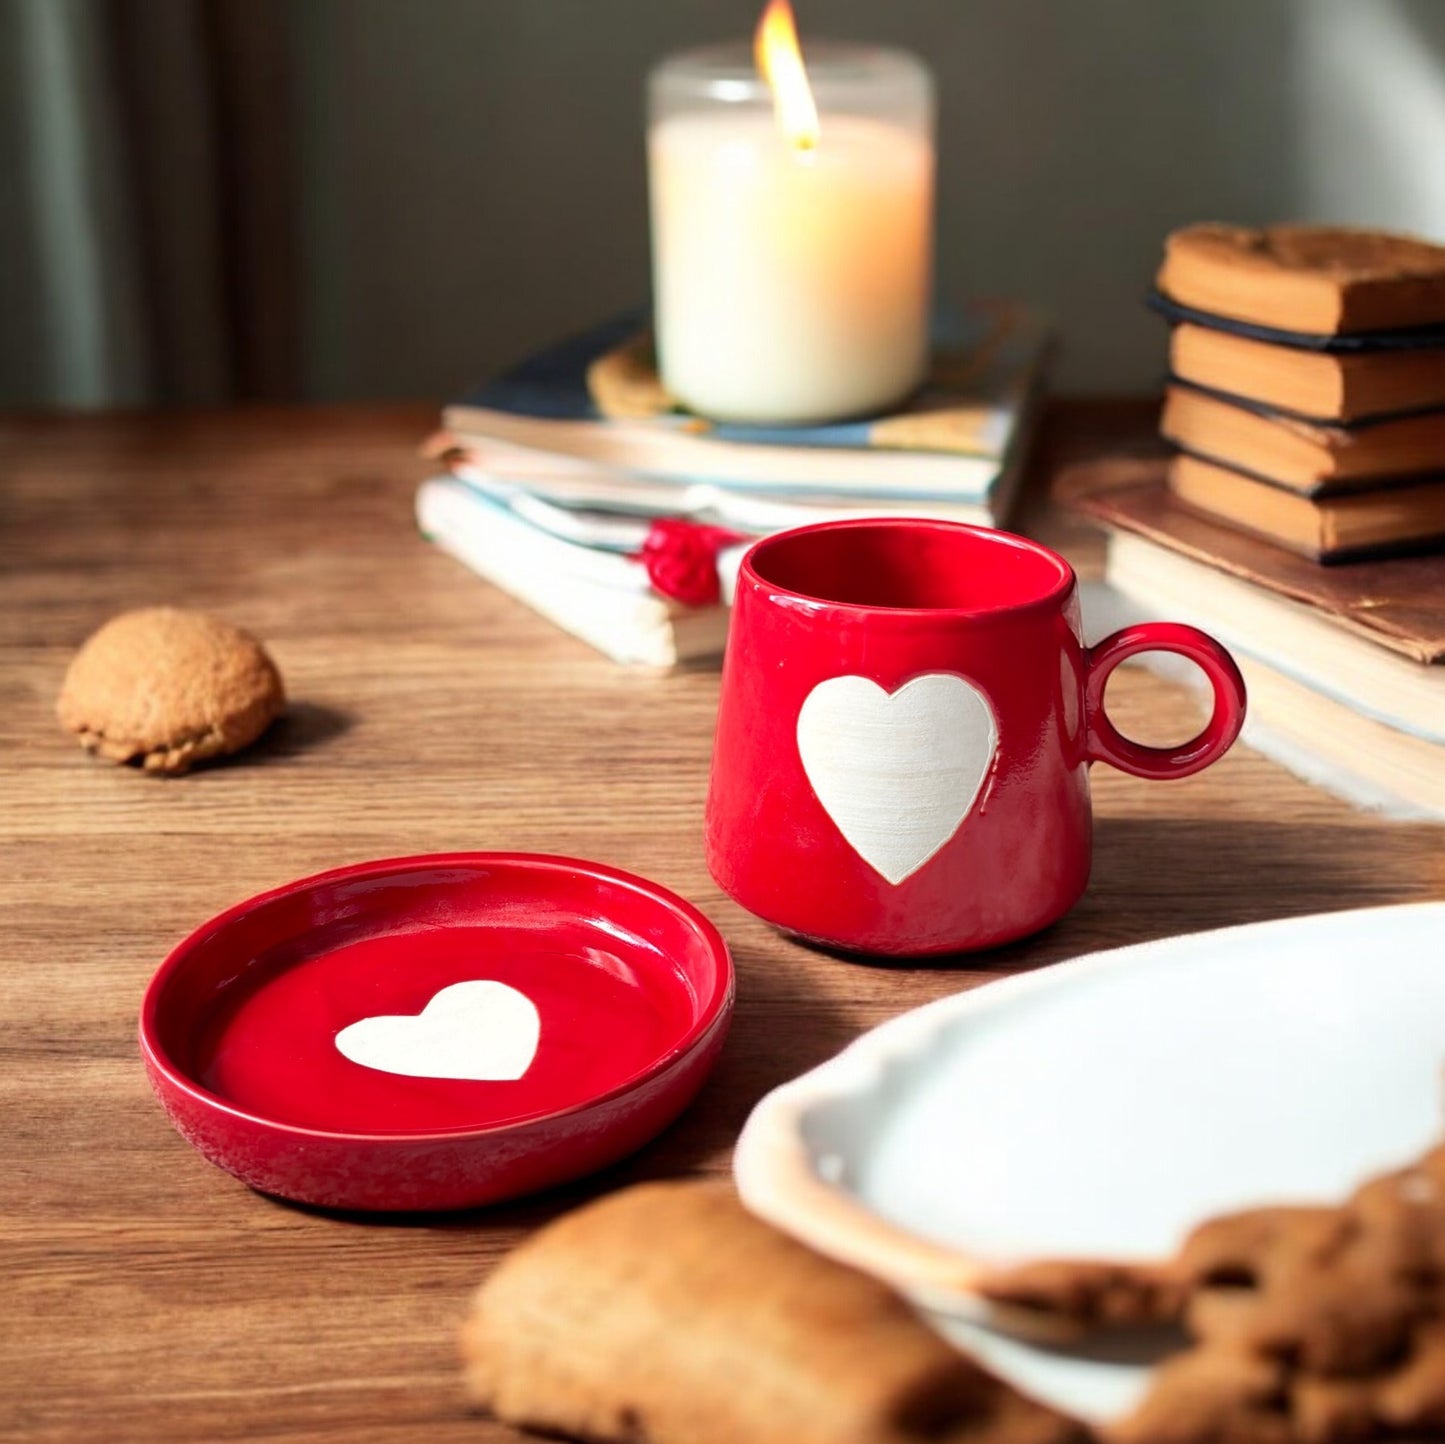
1084,622 -> 1247,780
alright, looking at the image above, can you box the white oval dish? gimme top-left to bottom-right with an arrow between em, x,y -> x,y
734,902 -> 1445,1425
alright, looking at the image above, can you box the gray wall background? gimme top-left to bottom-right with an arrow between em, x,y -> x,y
7,0 -> 1445,404
291,0 -> 1445,397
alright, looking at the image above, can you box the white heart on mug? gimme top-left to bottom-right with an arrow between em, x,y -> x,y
797,673 -> 999,886
334,980 -> 541,1082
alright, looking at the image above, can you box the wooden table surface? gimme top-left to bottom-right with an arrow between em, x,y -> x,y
2,402 -> 1440,1442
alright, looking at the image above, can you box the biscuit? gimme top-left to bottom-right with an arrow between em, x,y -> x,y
1179,1205 -> 1419,1375
976,1257 -> 1185,1332
1158,224 -> 1445,334
460,1181 -> 1085,1444
58,607 -> 284,774
1109,1345 -> 1292,1444
586,330 -> 677,420
1109,1145 -> 1445,1443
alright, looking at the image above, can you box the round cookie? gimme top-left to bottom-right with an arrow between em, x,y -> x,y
58,607 -> 285,774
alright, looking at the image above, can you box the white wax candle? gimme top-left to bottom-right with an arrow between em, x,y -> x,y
648,109 -> 934,425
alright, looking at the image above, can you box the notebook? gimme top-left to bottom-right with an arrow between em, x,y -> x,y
440,301 -> 1050,503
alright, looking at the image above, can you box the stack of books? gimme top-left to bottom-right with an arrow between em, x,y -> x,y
417,301 -> 1050,666
1077,479 -> 1445,814
1151,223 -> 1445,561
1062,224 -> 1445,816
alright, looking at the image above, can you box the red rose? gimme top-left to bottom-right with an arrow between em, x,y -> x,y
639,520 -> 748,607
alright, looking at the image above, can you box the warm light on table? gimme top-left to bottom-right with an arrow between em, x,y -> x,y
648,2 -> 935,426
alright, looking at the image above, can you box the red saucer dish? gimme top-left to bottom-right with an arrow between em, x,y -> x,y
139,853 -> 733,1211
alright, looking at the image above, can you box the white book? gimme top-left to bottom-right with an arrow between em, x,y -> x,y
1233,656 -> 1445,818
446,435 -> 1028,532
450,448 -> 1028,534
1106,530 -> 1445,743
416,477 -> 731,668
444,405 -> 1004,498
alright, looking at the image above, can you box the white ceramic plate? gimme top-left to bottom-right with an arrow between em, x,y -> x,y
733,903 -> 1445,1425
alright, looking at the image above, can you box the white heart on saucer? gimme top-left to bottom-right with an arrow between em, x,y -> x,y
335,980 -> 541,1082
796,672 -> 999,885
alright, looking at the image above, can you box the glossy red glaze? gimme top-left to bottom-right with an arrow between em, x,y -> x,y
706,519 -> 1246,956
139,853 -> 733,1211
1085,622 -> 1246,780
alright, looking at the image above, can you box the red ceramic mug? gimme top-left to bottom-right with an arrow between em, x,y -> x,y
705,518 -> 1246,956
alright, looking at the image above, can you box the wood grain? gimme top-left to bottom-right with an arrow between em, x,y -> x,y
1,401 -> 1440,1442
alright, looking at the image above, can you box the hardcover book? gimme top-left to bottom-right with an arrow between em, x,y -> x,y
1059,454 -> 1445,663
1148,289 -> 1445,352
1161,385 -> 1445,491
1168,323 -> 1445,424
1104,527 -> 1444,741
1227,657 -> 1444,815
1155,224 -> 1445,336
1065,454 -> 1444,815
1167,453 -> 1445,562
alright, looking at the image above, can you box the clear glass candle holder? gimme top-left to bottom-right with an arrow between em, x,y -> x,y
648,41 -> 935,426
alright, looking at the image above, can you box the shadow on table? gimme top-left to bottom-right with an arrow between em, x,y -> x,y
766,814 -> 1415,979
254,700 -> 354,757
1012,813 -> 1436,969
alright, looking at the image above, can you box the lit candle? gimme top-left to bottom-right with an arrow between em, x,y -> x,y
648,2 -> 935,426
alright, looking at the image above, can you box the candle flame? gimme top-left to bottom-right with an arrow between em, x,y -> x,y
754,0 -> 819,151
